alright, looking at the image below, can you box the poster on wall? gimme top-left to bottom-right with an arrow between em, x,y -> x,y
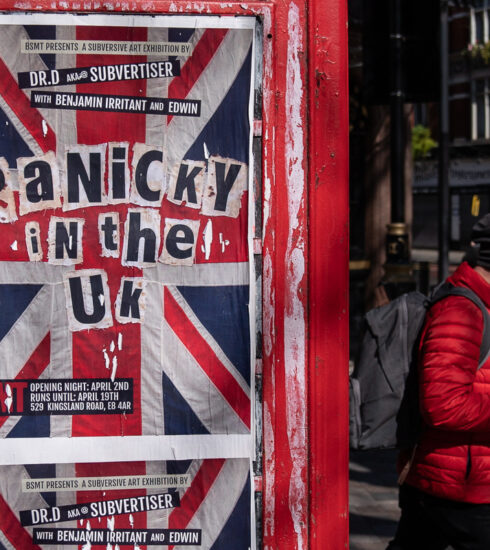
0,12 -> 255,548
0,458 -> 251,549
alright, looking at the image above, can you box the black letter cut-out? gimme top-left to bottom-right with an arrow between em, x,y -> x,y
24,160 -> 54,203
214,162 -> 241,211
119,280 -> 143,319
29,226 -> 39,254
67,152 -> 102,203
68,275 -> 106,324
100,215 -> 118,251
165,224 -> 194,259
173,163 -> 203,205
135,150 -> 162,202
55,221 -> 79,259
111,146 -> 127,200
126,212 -> 157,263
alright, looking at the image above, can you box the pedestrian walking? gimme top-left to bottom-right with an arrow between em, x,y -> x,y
388,213 -> 490,550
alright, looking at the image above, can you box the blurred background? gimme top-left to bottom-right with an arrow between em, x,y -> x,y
349,0 -> 487,358
348,2 -> 482,547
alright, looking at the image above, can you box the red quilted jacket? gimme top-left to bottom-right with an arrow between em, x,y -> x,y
406,261 -> 490,503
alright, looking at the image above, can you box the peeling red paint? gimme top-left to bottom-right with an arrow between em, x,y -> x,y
262,1 -> 310,548
3,0 -> 272,11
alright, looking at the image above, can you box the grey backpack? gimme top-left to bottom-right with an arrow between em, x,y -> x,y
349,284 -> 490,450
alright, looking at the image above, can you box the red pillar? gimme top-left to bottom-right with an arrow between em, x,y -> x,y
307,0 -> 350,547
262,0 -> 349,548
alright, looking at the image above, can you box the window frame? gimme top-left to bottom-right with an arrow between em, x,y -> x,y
471,77 -> 490,140
471,0 -> 489,44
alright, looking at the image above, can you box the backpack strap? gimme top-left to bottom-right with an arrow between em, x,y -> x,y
431,283 -> 490,369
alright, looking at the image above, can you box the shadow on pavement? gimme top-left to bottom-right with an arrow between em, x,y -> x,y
349,449 -> 400,550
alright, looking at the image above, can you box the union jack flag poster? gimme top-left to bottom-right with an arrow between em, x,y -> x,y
0,458 -> 251,549
0,13 -> 255,548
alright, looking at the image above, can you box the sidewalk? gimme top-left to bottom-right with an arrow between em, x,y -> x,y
349,449 -> 400,550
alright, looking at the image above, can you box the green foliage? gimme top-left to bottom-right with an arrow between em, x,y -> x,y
412,124 -> 437,160
466,41 -> 490,64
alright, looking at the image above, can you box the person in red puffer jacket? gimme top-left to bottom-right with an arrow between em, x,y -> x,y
387,213 -> 490,550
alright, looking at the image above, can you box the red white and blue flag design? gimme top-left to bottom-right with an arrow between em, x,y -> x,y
0,458 -> 251,549
0,14 -> 254,549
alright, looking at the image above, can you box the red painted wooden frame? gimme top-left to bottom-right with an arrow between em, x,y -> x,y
0,1 -> 349,547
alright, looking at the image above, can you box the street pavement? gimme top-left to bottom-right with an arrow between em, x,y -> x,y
349,449 -> 400,550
